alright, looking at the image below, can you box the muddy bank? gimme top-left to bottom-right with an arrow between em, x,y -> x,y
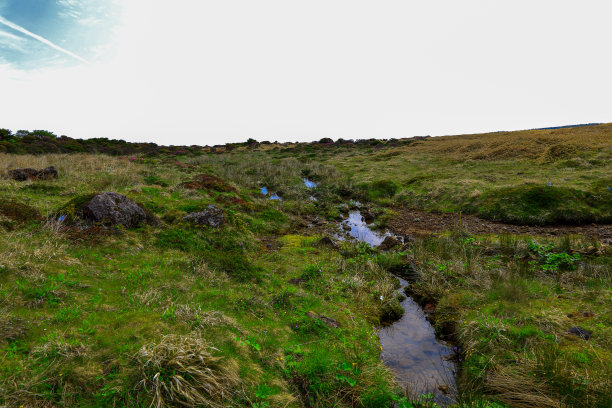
389,208 -> 612,242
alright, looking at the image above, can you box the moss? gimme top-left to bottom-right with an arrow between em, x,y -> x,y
364,180 -> 399,200
379,301 -> 404,324
469,185 -> 612,225
56,193 -> 97,222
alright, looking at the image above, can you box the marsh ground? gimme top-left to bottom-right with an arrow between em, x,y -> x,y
0,124 -> 610,407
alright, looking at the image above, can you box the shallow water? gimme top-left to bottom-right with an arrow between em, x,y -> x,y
339,211 -> 456,402
379,277 -> 456,402
340,211 -> 393,246
261,186 -> 282,200
303,178 -> 318,188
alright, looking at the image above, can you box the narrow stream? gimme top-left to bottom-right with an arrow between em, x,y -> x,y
262,180 -> 458,402
379,277 -> 456,403
339,211 -> 456,403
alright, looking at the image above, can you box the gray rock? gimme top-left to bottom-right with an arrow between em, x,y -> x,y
83,192 -> 146,228
8,166 -> 58,181
182,205 -> 224,228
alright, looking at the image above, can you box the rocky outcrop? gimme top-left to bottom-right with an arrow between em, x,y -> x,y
182,205 -> 224,228
8,166 -> 58,181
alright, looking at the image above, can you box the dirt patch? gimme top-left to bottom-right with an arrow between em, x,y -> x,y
181,174 -> 236,192
0,200 -> 42,223
389,208 -> 612,242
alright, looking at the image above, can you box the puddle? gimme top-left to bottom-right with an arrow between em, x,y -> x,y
260,186 -> 282,200
337,211 -> 456,403
303,178 -> 318,188
379,277 -> 456,403
339,211 -> 395,246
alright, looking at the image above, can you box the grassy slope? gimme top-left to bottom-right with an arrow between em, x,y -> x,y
321,123 -> 612,224
0,124 -> 611,408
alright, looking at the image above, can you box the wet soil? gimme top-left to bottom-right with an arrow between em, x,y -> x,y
389,208 -> 612,242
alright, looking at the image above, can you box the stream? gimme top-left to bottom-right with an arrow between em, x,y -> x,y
260,182 -> 457,402
339,211 -> 457,403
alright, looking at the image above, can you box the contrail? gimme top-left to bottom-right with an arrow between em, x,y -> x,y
0,15 -> 89,63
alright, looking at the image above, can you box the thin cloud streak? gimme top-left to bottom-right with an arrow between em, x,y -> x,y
0,15 -> 89,63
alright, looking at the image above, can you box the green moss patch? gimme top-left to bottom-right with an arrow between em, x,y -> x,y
469,185 -> 612,225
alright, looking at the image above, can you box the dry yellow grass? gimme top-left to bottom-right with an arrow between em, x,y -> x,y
402,123 -> 612,160
0,153 -> 128,176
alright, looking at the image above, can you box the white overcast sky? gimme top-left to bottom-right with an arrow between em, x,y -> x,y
0,0 -> 611,145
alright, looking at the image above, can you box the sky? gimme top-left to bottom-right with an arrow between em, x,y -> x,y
0,1 -> 611,146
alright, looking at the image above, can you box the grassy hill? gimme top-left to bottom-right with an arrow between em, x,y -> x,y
0,124 -> 610,407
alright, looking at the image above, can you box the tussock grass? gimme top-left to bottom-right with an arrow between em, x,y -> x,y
137,334 -> 241,408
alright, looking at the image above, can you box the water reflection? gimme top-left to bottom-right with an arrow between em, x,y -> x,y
338,211 -> 456,403
303,178 -> 318,188
340,211 -> 393,246
379,277 -> 456,403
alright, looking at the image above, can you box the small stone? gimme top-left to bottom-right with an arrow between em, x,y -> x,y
362,211 -> 374,222
568,326 -> 592,340
182,205 -> 224,228
316,236 -> 339,250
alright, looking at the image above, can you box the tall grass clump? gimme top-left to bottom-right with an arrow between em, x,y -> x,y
137,334 -> 241,408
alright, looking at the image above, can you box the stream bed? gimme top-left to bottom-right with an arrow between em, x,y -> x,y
338,211 -> 456,403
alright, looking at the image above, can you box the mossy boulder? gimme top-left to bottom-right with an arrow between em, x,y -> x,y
58,192 -> 155,228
